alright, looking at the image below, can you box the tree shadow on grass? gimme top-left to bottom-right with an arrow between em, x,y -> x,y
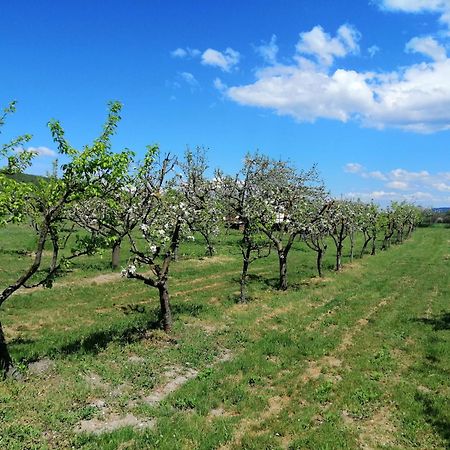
172,302 -> 206,318
12,301 -> 209,364
415,392 -> 450,447
413,312 -> 450,331
46,318 -> 162,362
11,316 -> 162,364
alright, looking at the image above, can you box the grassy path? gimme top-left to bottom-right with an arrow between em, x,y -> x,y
0,227 -> 449,449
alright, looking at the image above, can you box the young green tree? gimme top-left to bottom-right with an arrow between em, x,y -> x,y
0,102 -> 33,376
0,101 -> 132,377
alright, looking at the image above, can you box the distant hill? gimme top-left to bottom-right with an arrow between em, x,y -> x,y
432,207 -> 450,213
4,173 -> 48,185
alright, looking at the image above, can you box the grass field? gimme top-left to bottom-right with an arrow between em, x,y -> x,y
0,225 -> 449,449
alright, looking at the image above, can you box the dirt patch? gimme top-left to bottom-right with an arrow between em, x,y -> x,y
128,355 -> 146,364
143,366 -> 199,406
302,356 -> 342,382
307,277 -> 334,286
76,414 -> 155,435
218,395 -> 290,449
28,358 -> 56,375
358,406 -> 398,449
186,255 -> 234,266
83,372 -> 111,391
210,407 -> 225,417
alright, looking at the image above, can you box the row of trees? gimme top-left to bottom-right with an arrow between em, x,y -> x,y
0,102 -> 423,377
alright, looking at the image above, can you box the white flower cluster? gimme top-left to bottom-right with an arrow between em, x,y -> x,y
121,264 -> 136,277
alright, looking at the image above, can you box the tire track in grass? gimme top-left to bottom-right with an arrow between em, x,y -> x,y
220,294 -> 394,450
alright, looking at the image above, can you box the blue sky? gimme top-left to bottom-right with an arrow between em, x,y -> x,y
1,0 -> 449,206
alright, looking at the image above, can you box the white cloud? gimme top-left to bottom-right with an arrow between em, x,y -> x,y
18,146 -> 57,157
346,189 -> 435,203
367,170 -> 388,180
201,48 -> 240,72
213,77 -> 227,91
171,47 -> 201,58
255,35 -> 279,64
344,163 -> 450,205
406,36 -> 447,61
226,23 -> 450,132
296,24 -> 360,67
378,0 -> 450,26
179,71 -> 199,86
368,45 -> 380,58
171,48 -> 187,58
433,181 -> 450,191
386,180 -> 410,190
344,162 -> 364,173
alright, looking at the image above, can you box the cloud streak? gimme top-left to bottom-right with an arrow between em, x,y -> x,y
344,162 -> 450,205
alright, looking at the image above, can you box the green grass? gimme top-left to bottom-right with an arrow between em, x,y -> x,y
0,225 -> 449,449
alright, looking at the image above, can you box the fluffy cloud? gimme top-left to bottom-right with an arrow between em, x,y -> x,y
405,36 -> 447,61
213,77 -> 227,91
368,45 -> 380,58
18,146 -> 57,157
377,0 -> 450,26
201,48 -> 240,72
170,47 -> 201,58
344,163 -> 450,205
179,72 -> 199,87
344,162 -> 364,173
226,23 -> 450,132
255,35 -> 279,64
346,190 -> 436,203
296,24 -> 360,66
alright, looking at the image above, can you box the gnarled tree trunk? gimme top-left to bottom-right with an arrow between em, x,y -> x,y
0,320 -> 12,379
111,240 -> 121,270
157,283 -> 172,332
335,243 -> 343,271
240,257 -> 250,303
278,251 -> 288,291
317,248 -> 324,278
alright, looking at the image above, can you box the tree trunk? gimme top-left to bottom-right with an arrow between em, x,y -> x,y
278,252 -> 288,291
349,230 -> 354,262
158,283 -> 172,332
203,233 -> 214,257
317,248 -> 323,278
172,245 -> 179,261
239,257 -> 250,303
0,320 -> 12,379
50,232 -> 59,272
206,243 -> 214,257
336,244 -> 342,271
360,237 -> 371,258
111,240 -> 121,270
371,237 -> 376,255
